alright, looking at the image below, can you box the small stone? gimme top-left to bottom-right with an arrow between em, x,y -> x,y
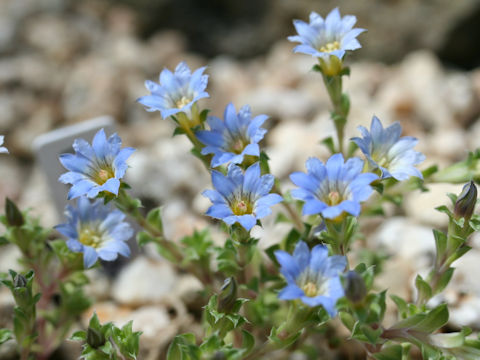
404,183 -> 463,228
112,257 -> 177,306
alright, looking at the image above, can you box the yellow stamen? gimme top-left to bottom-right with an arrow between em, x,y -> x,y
303,282 -> 318,297
93,167 -> 114,185
319,41 -> 340,53
175,96 -> 192,109
79,228 -> 102,248
231,138 -> 246,154
232,199 -> 252,216
327,191 -> 341,206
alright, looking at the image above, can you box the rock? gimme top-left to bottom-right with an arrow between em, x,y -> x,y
112,257 -> 177,306
404,183 -> 463,228
426,127 -> 468,161
372,217 -> 435,270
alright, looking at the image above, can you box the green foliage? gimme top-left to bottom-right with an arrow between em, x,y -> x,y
73,313 -> 142,360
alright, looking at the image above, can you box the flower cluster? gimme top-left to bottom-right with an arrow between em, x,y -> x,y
352,116 -> 425,181
196,103 -> 268,167
55,197 -> 133,268
203,163 -> 283,231
290,153 -> 378,220
137,62 -> 209,119
59,129 -> 135,200
275,241 -> 346,315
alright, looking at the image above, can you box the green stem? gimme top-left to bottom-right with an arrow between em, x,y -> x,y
322,74 -> 348,155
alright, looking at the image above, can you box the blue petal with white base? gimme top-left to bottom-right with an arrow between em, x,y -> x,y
275,241 -> 346,316
290,154 -> 378,219
55,197 -> 133,268
59,129 -> 135,200
137,62 -> 209,119
203,163 -> 283,231
196,103 -> 268,167
352,116 -> 425,181
288,8 -> 365,60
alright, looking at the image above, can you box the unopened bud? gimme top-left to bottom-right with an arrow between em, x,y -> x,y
454,181 -> 477,221
86,327 -> 105,349
211,352 -> 227,360
217,277 -> 237,313
5,198 -> 24,227
344,271 -> 367,303
13,274 -> 27,288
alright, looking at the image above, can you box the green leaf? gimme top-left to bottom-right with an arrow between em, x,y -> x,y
167,333 -> 197,360
434,268 -> 455,294
360,324 -> 383,344
339,311 -> 355,331
321,136 -> 335,153
136,231 -> 153,247
0,329 -> 12,344
70,330 -> 87,342
241,330 -> 255,354
413,304 -> 449,333
415,275 -> 432,302
433,229 -> 447,259
373,345 -> 403,360
146,207 -> 163,233
0,236 -> 9,246
390,295 -> 408,318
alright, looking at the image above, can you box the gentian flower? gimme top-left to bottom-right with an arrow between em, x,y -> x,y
275,241 -> 346,315
137,61 -> 209,119
288,8 -> 365,61
290,154 -> 378,219
196,103 -> 268,167
351,116 -> 425,181
55,197 -> 133,268
0,136 -> 8,154
203,162 -> 283,231
59,129 -> 135,200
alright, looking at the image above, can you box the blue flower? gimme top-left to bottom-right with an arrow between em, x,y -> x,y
275,241 -> 346,315
288,8 -> 365,61
290,154 -> 378,219
55,197 -> 133,268
0,136 -> 8,154
137,61 -> 209,119
59,129 -> 135,200
351,116 -> 425,181
203,163 -> 283,231
196,103 -> 268,167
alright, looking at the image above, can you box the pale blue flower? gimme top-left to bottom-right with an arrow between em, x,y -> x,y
55,197 -> 133,268
137,61 -> 209,119
290,154 -> 378,219
352,116 -> 425,181
0,136 -> 8,154
196,103 -> 268,167
59,129 -> 135,200
288,8 -> 365,60
203,163 -> 283,231
275,241 -> 346,315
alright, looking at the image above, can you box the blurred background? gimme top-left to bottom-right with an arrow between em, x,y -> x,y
1,0 -> 480,358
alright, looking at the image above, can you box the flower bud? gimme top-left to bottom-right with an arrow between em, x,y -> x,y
217,277 -> 237,314
13,274 -> 27,288
5,198 -> 24,227
454,181 -> 477,221
86,327 -> 105,349
344,271 -> 367,303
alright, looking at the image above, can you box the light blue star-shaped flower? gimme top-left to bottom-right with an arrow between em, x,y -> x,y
275,241 -> 346,315
352,116 -> 425,181
290,154 -> 378,219
55,197 -> 133,268
196,103 -> 268,167
203,162 -> 283,231
137,61 -> 209,119
59,129 -> 135,200
288,8 -> 365,61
